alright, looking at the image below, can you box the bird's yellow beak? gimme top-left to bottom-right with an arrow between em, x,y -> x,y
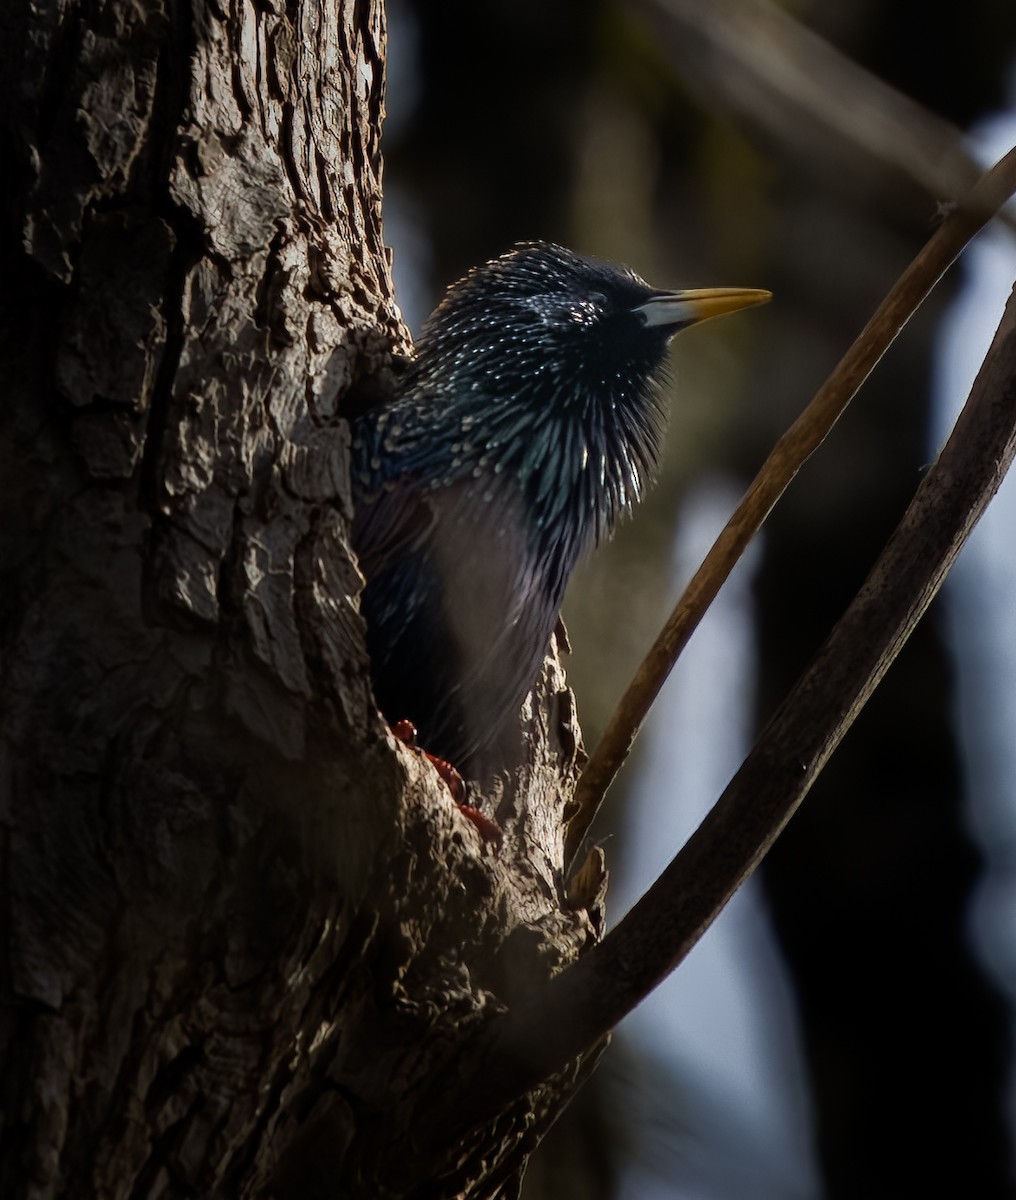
634,287 -> 772,331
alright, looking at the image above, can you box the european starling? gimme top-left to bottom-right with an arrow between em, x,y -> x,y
351,242 -> 769,769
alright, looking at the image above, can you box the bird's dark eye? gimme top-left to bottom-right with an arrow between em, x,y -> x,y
587,291 -> 609,310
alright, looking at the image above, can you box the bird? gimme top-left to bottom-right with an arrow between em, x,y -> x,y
350,241 -> 769,773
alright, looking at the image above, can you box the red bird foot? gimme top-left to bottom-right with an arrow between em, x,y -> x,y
456,803 -> 504,847
391,720 -> 502,846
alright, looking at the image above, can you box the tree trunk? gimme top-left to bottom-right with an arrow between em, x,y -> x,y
0,3 -> 600,1196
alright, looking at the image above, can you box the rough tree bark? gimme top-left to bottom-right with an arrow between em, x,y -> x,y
0,2 -> 602,1197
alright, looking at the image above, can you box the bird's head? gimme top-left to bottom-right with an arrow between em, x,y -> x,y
395,241 -> 769,551
413,241 -> 770,407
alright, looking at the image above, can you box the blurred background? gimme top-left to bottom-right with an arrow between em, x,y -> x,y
380,1 -> 1016,1195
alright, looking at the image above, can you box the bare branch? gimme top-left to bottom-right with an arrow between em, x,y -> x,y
567,146 -> 1016,863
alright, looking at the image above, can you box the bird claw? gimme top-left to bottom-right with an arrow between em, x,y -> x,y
425,749 -> 465,803
455,802 -> 504,846
390,719 -> 502,845
391,718 -> 421,747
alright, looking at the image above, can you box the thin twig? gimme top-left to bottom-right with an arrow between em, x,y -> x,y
566,146 -> 1016,865
435,264 -> 1016,1141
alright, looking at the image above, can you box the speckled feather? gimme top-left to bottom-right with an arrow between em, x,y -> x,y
351,242 -> 681,766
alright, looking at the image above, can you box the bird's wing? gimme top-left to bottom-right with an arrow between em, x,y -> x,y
350,478 -> 438,584
354,473 -> 556,764
350,404 -> 577,765
349,395 -> 463,580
